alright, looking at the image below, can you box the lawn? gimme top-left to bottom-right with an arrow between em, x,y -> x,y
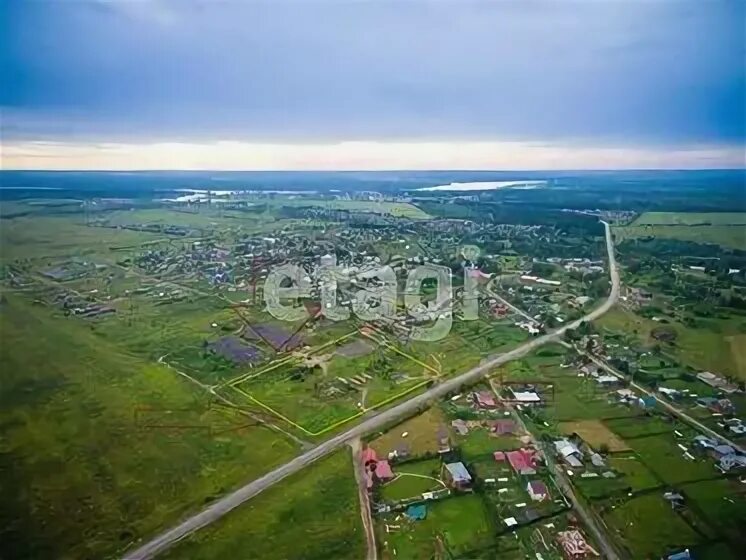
380,458 -> 444,501
0,295 -> 299,559
161,451 -> 365,560
603,494 -> 703,559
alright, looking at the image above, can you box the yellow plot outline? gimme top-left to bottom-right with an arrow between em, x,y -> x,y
224,328 -> 441,436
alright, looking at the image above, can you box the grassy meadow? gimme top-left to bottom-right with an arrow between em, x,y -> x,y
161,450 -> 365,560
0,294 -> 299,559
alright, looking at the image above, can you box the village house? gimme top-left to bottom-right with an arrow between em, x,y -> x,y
475,390 -> 497,409
443,462 -> 472,489
505,448 -> 538,475
526,480 -> 550,501
492,419 -> 517,435
509,387 -> 542,404
696,372 -> 738,394
451,418 -> 469,436
554,439 -> 583,468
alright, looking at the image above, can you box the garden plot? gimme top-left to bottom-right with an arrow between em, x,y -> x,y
558,419 -> 630,452
230,333 -> 435,434
679,478 -> 746,545
603,494 -> 705,559
370,407 -> 446,457
629,434 -> 718,485
604,415 -> 678,439
376,494 -> 494,559
607,454 -> 661,491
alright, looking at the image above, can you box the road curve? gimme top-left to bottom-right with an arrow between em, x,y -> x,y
122,222 -> 619,560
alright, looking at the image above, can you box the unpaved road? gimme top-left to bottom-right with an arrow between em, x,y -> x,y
122,222 -> 619,560
349,438 -> 377,560
492,377 -> 622,560
578,349 -> 745,454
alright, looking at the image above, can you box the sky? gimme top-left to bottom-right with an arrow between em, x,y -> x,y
1,0 -> 744,170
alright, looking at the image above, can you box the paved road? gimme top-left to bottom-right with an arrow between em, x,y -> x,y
122,222 -> 620,560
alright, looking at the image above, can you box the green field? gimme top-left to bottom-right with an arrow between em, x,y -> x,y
269,198 -> 431,219
597,307 -> 746,380
161,451 -> 365,560
628,434 -> 716,485
0,215 -> 165,261
613,224 -> 745,249
631,212 -> 746,226
603,494 -> 703,559
377,494 -> 494,559
0,295 -> 299,559
680,478 -> 746,546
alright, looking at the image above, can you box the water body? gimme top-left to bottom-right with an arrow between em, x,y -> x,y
417,180 -> 548,192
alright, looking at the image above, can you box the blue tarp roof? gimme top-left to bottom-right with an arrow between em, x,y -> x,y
405,504 -> 427,520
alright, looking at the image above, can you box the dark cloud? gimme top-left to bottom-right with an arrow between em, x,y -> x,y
2,0 -> 744,145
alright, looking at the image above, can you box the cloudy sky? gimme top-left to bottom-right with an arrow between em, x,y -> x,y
1,0 -> 744,170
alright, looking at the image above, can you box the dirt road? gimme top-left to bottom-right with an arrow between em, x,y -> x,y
121,222 -> 619,560
349,438 -> 377,560
492,377 -> 623,560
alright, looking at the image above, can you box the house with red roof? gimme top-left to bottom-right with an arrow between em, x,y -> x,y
506,448 -> 537,475
476,391 -> 497,408
362,447 -> 378,466
374,460 -> 395,481
492,419 -> 517,435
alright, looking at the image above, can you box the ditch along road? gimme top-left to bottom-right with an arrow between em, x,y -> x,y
122,222 -> 620,560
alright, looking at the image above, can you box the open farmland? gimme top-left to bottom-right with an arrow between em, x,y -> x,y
631,212 -> 746,226
268,198 -> 432,219
613,223 -> 746,249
